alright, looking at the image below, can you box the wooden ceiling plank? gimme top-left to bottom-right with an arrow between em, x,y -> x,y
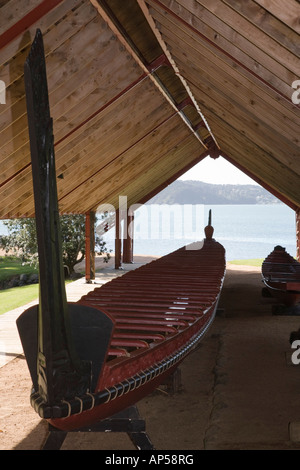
223,0 -> 300,51
164,38 -> 300,144
59,134 -> 194,213
147,0 -> 296,101
221,149 -> 299,210
181,0 -> 299,73
0,0 -> 75,65
0,58 -> 143,172
150,7 -> 299,119
55,115 -> 176,195
0,74 -> 166,186
253,0 -> 300,33
202,110 -> 300,206
196,97 -> 300,175
0,1 -> 97,89
57,119 -> 193,211
51,66 -> 144,143
0,140 -> 30,185
0,114 -> 28,154
149,0 -> 298,82
99,137 -> 203,211
54,108 -> 176,197
0,9 -> 113,125
0,168 -> 32,215
54,78 -> 170,162
0,0 -> 84,68
189,81 -> 299,170
134,0 -> 216,148
222,139 -> 300,209
92,0 -> 207,148
194,0 -> 299,60
0,101 -> 183,217
57,116 -> 191,209
154,20 -> 300,137
0,0 -> 54,36
51,60 -> 141,139
168,46 -> 299,144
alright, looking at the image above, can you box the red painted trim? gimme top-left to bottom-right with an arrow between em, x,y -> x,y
148,0 -> 291,103
146,53 -> 171,72
0,0 -> 64,50
0,162 -> 31,189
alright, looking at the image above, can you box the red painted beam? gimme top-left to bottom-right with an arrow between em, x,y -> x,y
0,0 -> 64,50
146,53 -> 171,72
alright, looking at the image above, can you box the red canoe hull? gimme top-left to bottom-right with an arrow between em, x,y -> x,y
262,246 -> 300,307
25,239 -> 225,431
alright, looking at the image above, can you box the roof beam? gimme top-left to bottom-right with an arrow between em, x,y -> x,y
90,0 -> 208,148
136,0 -> 218,149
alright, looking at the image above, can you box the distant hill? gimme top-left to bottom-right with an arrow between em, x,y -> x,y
147,180 -> 281,205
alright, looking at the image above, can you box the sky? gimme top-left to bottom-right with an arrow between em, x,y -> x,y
179,156 -> 258,185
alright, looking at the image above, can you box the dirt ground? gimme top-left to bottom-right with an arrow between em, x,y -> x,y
2,259 -> 300,451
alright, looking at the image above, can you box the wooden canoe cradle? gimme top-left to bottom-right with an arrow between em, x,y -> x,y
16,30 -> 226,450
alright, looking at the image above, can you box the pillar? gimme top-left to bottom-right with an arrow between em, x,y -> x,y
115,208 -> 122,269
296,208 -> 300,261
123,210 -> 134,263
85,211 -> 95,282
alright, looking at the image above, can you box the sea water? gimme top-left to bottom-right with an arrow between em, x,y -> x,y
0,204 -> 297,261
101,204 -> 297,261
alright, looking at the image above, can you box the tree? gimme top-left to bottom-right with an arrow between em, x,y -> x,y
0,215 -> 110,276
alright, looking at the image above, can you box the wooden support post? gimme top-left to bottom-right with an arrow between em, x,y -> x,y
123,210 -> 134,263
115,208 -> 122,269
85,212 -> 95,283
85,213 -> 91,282
296,208 -> 300,262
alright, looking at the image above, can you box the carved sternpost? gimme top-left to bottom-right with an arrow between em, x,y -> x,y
24,29 -> 91,404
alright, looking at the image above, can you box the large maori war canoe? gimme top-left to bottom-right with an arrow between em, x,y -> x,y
16,30 -> 226,432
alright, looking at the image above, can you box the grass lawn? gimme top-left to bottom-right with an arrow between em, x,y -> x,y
0,256 -> 76,315
0,256 -> 39,314
0,283 -> 39,315
0,280 -> 75,315
228,258 -> 263,267
0,256 -> 38,282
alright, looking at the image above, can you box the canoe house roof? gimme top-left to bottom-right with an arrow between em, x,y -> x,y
0,0 -> 299,218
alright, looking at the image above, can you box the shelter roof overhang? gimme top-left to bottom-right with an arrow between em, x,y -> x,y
0,0 -> 299,218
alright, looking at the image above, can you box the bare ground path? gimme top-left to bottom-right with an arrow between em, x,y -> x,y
1,259 -> 300,450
